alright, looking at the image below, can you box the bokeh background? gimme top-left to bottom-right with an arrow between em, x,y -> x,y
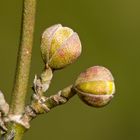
0,0 -> 140,139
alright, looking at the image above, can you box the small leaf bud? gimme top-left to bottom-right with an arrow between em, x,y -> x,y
41,24 -> 82,69
74,66 -> 115,107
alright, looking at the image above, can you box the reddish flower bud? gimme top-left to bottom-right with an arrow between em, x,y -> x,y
41,24 -> 82,69
74,66 -> 115,107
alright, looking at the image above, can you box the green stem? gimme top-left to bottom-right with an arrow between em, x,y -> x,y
3,0 -> 36,140
10,0 -> 36,115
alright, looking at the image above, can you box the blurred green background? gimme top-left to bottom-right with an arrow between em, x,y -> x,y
0,0 -> 140,139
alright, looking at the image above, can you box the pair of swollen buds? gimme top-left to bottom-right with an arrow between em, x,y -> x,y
40,24 -> 115,107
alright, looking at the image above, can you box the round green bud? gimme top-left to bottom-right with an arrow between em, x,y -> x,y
74,66 -> 115,107
41,24 -> 82,69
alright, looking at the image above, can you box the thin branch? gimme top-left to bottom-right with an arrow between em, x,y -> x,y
2,0 -> 36,140
10,0 -> 36,116
20,85 -> 76,129
32,84 -> 76,113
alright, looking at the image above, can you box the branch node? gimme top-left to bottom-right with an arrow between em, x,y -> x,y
8,114 -> 30,129
33,67 -> 53,95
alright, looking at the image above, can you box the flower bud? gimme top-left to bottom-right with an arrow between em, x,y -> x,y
41,24 -> 82,69
74,66 -> 115,107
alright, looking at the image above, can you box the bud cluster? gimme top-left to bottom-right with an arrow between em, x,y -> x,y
40,24 -> 115,108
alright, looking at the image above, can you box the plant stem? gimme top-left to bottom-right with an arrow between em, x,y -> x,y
10,0 -> 36,115
3,0 -> 36,139
20,85 -> 76,129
